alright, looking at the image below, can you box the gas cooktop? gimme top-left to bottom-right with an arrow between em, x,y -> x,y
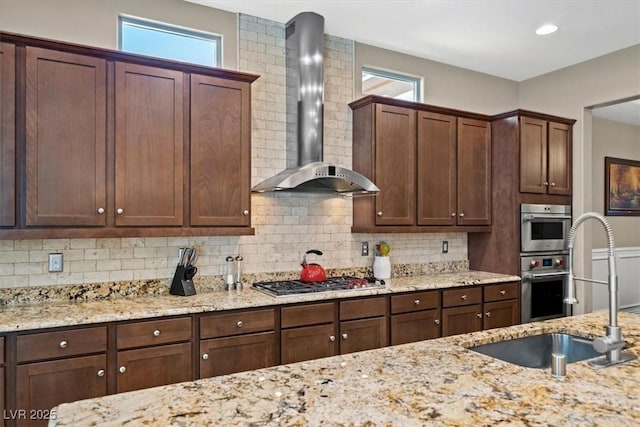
252,276 -> 386,297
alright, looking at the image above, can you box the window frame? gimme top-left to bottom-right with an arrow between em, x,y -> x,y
362,66 -> 422,102
118,15 -> 222,67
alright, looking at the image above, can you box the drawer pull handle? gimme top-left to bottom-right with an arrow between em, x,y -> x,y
341,333 -> 348,340
476,313 -> 482,318
434,319 -> 440,325
459,212 -> 465,218
236,321 -> 244,328
377,211 -> 383,217
59,340 -> 68,349
97,207 -> 105,214
119,366 -> 126,374
451,212 -> 456,217
97,369 -> 105,377
116,208 -> 124,215
486,312 -> 491,317
499,290 -> 506,295
153,329 -> 161,337
461,295 -> 467,300
329,335 -> 336,342
550,182 -> 556,186
543,181 -> 549,186
413,299 -> 420,305
202,353 -> 209,360
243,209 -> 249,216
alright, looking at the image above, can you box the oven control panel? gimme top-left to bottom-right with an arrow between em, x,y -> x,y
521,254 -> 568,272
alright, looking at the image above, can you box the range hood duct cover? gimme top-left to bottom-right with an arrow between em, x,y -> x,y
252,12 -> 379,195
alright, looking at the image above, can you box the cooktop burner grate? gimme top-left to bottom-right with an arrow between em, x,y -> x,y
252,276 -> 385,297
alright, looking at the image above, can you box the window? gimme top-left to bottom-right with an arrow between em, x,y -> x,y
119,16 -> 221,67
362,67 -> 421,101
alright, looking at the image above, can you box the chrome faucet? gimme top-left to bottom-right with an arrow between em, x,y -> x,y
565,212 -> 637,368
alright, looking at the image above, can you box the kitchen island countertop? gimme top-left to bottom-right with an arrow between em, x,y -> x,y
50,311 -> 640,426
0,270 -> 519,333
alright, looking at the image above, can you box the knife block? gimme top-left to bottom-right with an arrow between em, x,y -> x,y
170,266 -> 197,296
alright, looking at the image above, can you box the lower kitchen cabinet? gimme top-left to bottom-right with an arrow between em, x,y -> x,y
116,343 -> 192,393
391,311 -> 440,345
483,282 -> 520,330
16,355 -> 107,427
1,336 -> 5,427
281,324 -> 337,364
442,287 -> 483,336
339,317 -> 387,354
200,332 -> 276,378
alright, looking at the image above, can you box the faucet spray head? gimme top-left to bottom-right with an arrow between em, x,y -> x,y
564,272 -> 579,305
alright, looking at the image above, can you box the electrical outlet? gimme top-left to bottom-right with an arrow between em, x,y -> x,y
361,241 -> 369,256
442,241 -> 448,254
48,253 -> 63,272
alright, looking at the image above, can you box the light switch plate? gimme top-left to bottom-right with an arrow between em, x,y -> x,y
442,241 -> 448,254
48,253 -> 63,272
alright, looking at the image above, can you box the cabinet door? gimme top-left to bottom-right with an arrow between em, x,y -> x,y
16,355 -> 107,427
339,317 -> 387,354
520,116 -> 548,194
25,47 -> 107,226
190,75 -> 251,226
483,300 -> 520,330
374,104 -> 416,225
547,121 -> 571,195
1,43 -> 15,227
391,310 -> 440,345
441,304 -> 482,337
115,62 -> 183,226
200,331 -> 276,378
116,342 -> 192,393
281,324 -> 336,364
457,118 -> 491,225
417,112 -> 456,225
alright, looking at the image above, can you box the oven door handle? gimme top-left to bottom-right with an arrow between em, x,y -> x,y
523,214 -> 572,221
523,271 -> 569,280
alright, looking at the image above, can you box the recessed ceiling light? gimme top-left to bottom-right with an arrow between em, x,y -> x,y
536,24 -> 558,35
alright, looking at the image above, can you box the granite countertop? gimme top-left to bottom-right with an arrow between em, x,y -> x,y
51,311 -> 640,426
0,270 -> 519,333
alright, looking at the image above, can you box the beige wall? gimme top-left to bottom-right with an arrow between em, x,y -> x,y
0,0 -> 238,68
355,42 -> 519,114
591,117 -> 640,248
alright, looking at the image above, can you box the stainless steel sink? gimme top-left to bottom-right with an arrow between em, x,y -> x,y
469,333 -> 601,368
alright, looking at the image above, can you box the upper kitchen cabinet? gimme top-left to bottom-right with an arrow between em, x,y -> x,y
520,116 -> 572,195
0,32 -> 258,239
350,96 -> 491,233
0,42 -> 15,227
114,62 -> 183,227
25,47 -> 107,227
190,74 -> 251,226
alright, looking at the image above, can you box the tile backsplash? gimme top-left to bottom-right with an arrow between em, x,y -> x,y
0,14 -> 467,290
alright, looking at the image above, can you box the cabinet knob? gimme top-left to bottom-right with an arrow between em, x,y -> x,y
459,212 -> 465,218
341,333 -> 348,340
485,312 -> 491,317
550,182 -> 556,186
451,213 -> 456,217
413,299 -> 420,306
377,211 -> 383,217
543,181 -> 549,186
116,208 -> 124,215
202,353 -> 209,360
236,320 -> 244,328
97,207 -> 105,214
434,319 -> 440,325
97,369 -> 105,377
476,313 -> 482,318
153,329 -> 160,337
461,294 -> 467,300
499,290 -> 506,295
243,210 -> 249,216
329,335 -> 336,342
59,340 -> 68,349
119,366 -> 126,374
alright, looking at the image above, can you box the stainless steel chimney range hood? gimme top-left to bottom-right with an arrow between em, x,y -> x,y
251,12 -> 379,195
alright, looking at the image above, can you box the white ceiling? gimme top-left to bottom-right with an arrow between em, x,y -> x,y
188,0 -> 640,125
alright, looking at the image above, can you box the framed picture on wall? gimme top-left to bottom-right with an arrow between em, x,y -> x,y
605,156 -> 640,216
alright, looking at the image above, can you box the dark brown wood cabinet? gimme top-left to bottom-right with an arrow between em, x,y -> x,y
199,309 -> 276,378
190,74 -> 251,226
0,43 -> 15,227
390,291 -> 441,345
114,62 -> 184,227
1,336 -> 5,427
25,47 -> 107,226
350,96 -> 492,233
339,297 -> 388,354
442,287 -> 483,336
281,302 -> 337,364
482,282 -> 520,330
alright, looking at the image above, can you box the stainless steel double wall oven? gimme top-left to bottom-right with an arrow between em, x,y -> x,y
520,204 -> 572,323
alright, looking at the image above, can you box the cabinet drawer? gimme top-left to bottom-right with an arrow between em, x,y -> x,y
281,302 -> 335,328
484,282 -> 520,302
391,291 -> 439,314
442,287 -> 482,307
340,297 -> 386,320
17,326 -> 107,363
200,309 -> 275,339
117,317 -> 192,350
